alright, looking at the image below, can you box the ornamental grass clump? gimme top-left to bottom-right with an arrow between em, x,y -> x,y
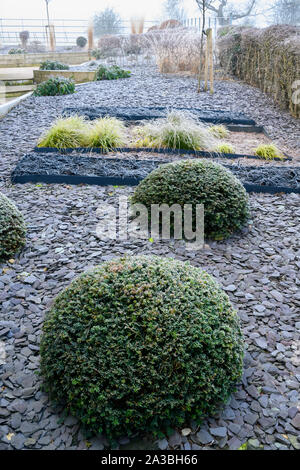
40,255 -> 244,440
133,111 -> 217,151
37,116 -> 90,149
254,144 -> 284,160
215,143 -> 235,154
86,117 -> 125,150
0,192 -> 26,261
132,159 -> 250,240
34,77 -> 75,96
209,125 -> 229,139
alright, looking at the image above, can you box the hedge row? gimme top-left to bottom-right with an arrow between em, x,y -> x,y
218,25 -> 300,118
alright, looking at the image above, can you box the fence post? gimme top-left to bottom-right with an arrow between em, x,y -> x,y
209,28 -> 214,94
204,28 -> 209,92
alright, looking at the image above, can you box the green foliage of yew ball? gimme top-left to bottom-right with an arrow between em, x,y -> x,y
0,192 -> 26,261
132,159 -> 250,241
40,256 -> 244,439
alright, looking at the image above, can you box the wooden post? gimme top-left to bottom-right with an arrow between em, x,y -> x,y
88,22 -> 94,53
208,28 -> 214,94
204,29 -> 209,92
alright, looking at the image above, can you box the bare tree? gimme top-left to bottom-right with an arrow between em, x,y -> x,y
163,0 -> 187,22
195,0 -> 257,26
44,0 -> 51,29
195,1 -> 216,92
272,0 -> 300,25
93,8 -> 122,37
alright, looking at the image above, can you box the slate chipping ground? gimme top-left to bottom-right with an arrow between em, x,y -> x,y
0,66 -> 300,450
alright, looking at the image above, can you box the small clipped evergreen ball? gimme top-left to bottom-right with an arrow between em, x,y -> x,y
0,192 -> 26,261
131,159 -> 250,240
40,256 -> 244,439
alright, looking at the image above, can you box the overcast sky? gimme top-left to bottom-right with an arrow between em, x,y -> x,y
0,0 -> 271,22
0,0 -> 193,21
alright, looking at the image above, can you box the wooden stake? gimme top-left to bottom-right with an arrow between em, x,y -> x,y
204,29 -> 209,92
208,28 -> 214,94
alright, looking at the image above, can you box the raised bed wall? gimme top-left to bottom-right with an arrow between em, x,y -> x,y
33,70 -> 96,84
0,52 -> 90,68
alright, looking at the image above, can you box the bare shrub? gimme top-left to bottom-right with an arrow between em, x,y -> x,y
147,28 -> 205,74
160,19 -> 182,30
27,41 -> 46,53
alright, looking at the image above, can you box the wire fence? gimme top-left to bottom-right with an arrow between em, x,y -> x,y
0,18 -> 157,47
0,16 -> 234,49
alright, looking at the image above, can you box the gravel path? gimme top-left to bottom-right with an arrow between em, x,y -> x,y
0,66 -> 299,451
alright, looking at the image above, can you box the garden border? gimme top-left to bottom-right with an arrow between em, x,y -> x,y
33,146 -> 291,162
11,173 -> 300,194
62,105 -> 257,126
11,153 -> 300,194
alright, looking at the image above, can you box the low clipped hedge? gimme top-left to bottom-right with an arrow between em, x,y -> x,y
0,192 -> 26,261
40,256 -> 244,440
34,76 -> 75,96
95,64 -> 131,80
131,159 -> 250,241
218,25 -> 300,118
39,60 -> 69,70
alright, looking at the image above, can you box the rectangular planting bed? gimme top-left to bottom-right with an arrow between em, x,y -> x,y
63,106 -> 259,126
11,152 -> 300,194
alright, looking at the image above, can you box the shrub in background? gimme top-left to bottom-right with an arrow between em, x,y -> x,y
76,36 -> 87,48
34,77 -> 75,96
19,30 -> 30,50
132,159 -> 250,240
40,255 -> 244,439
91,48 -> 102,60
218,25 -> 300,118
28,40 -> 46,53
0,192 -> 26,261
8,48 -> 25,54
133,111 -> 217,151
95,64 -> 131,80
39,61 -> 69,70
148,28 -> 203,74
159,19 -> 182,30
38,116 -> 90,149
97,34 -> 122,57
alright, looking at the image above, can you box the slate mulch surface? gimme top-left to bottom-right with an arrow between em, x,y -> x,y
0,66 -> 299,451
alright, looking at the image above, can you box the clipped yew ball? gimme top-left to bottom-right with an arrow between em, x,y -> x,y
0,192 -> 26,261
131,159 -> 250,240
40,256 -> 244,439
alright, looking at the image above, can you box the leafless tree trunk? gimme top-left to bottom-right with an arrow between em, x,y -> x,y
197,0 -> 207,92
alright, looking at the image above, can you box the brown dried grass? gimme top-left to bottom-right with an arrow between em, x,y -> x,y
146,28 -> 204,75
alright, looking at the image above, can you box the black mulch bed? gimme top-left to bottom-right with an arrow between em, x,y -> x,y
34,147 -> 291,162
11,152 -> 300,194
62,106 -> 257,126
